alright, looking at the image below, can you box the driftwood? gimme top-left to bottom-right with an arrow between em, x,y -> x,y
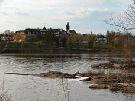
5,71 -> 78,79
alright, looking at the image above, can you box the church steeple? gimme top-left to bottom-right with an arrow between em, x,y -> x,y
66,22 -> 70,32
43,26 -> 46,30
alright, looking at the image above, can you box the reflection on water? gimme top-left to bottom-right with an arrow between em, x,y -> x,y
0,54 -> 134,101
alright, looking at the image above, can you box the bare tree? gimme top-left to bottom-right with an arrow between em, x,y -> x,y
105,0 -> 135,69
105,0 -> 135,32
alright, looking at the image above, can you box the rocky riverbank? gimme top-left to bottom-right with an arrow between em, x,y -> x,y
91,58 -> 135,70
89,73 -> 135,93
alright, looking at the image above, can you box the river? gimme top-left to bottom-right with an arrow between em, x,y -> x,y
0,54 -> 134,101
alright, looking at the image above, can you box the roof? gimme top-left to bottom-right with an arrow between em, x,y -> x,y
97,35 -> 106,38
69,30 -> 76,34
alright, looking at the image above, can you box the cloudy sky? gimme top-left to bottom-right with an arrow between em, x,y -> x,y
0,0 -> 133,34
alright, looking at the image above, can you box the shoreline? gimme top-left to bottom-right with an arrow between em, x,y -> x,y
1,48 -> 135,55
1,53 -> 134,58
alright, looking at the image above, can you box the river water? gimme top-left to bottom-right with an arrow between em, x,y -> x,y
0,54 -> 134,101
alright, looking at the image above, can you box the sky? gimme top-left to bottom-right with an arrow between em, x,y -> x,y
0,0 -> 133,34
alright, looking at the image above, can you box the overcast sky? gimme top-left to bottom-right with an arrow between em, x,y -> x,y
0,0 -> 133,34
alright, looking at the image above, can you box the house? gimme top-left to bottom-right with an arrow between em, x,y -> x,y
96,34 -> 107,43
0,33 -> 14,42
69,30 -> 76,34
14,22 -> 77,46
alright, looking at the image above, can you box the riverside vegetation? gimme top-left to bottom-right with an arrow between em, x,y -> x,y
1,31 -> 135,54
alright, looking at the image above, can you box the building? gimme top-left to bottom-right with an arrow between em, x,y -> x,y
66,22 -> 76,34
96,34 -> 107,43
0,32 -> 14,42
15,23 -> 77,47
66,22 -> 70,33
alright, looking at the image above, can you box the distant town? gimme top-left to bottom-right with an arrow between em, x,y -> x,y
0,22 -> 135,53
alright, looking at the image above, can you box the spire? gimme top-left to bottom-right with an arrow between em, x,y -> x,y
43,26 -> 46,30
66,22 -> 70,31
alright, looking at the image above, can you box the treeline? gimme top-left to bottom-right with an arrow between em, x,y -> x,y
6,31 -> 135,51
